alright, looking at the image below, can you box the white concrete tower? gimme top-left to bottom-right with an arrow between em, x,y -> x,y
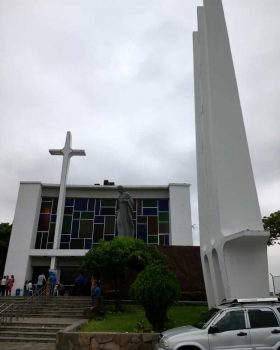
193,0 -> 269,307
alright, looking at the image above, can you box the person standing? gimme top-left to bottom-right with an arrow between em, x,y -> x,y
36,273 -> 46,295
8,275 -> 15,296
28,281 -> 33,296
0,276 -> 6,296
4,276 -> 9,296
48,272 -> 57,296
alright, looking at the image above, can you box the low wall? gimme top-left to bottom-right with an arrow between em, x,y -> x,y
56,320 -> 160,350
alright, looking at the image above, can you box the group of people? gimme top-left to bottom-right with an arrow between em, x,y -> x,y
24,273 -> 65,297
74,273 -> 102,298
0,274 -> 15,296
1,271 -> 102,298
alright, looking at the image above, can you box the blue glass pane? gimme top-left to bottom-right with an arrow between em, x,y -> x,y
88,199 -> 95,211
65,198 -> 74,206
95,216 -> 104,224
71,220 -> 79,238
137,223 -> 147,235
52,199 -> 58,214
137,232 -> 147,242
158,199 -> 169,211
61,234 -> 70,243
51,214 -> 57,223
74,198 -> 88,211
84,239 -> 92,249
73,211 -> 80,219
143,208 -> 157,216
165,235 -> 170,246
95,199 -> 101,215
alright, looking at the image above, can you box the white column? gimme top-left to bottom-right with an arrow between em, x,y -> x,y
169,184 -> 193,246
49,131 -> 85,269
4,183 -> 42,294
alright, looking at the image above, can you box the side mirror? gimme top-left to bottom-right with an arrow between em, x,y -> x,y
208,325 -> 220,334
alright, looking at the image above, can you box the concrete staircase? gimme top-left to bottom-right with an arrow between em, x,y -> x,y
0,296 -> 90,343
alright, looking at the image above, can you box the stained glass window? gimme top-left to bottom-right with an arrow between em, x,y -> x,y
35,196 -> 170,249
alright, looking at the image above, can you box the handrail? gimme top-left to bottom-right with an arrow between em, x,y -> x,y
21,284 -> 48,320
0,303 -> 16,325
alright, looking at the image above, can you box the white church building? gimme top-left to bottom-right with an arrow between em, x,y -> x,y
4,176 -> 193,293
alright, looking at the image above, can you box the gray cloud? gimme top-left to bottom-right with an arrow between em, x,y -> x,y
0,0 -> 279,258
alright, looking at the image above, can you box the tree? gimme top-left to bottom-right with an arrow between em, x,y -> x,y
130,263 -> 181,332
0,223 -> 12,275
82,237 -> 164,310
263,211 -> 280,246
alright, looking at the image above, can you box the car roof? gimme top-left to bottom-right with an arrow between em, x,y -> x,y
217,298 -> 280,310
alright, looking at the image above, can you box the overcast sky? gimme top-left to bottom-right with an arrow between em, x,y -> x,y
0,0 -> 279,275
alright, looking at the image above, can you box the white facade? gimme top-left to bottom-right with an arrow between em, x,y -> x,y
4,182 -> 193,294
193,0 -> 269,307
169,184 -> 192,246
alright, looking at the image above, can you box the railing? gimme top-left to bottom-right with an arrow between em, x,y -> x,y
0,303 -> 17,325
21,284 -> 48,320
0,284 -> 49,324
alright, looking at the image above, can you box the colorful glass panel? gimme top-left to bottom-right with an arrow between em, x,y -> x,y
74,198 -> 87,211
101,199 -> 116,207
143,208 -> 157,216
36,196 -> 170,249
93,224 -> 104,241
143,199 -> 157,207
79,220 -> 93,238
38,214 -> 50,231
41,201 -> 52,214
62,216 -> 72,235
71,220 -> 79,238
148,216 -> 158,235
159,212 -> 169,222
158,199 -> 169,211
88,199 -> 95,211
81,212 -> 94,220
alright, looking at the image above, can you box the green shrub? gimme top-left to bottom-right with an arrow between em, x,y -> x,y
82,237 -> 164,310
130,263 -> 181,331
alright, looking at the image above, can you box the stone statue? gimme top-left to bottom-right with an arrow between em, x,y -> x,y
116,186 -> 134,237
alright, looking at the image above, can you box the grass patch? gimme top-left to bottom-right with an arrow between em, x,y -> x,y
80,304 -> 207,333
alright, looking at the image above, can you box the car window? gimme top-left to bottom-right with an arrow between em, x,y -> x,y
248,309 -> 279,328
199,308 -> 220,329
215,310 -> 246,332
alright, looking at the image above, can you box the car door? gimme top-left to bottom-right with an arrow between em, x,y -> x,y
208,309 -> 252,350
247,307 -> 280,350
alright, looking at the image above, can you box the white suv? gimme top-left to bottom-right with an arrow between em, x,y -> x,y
156,298 -> 280,350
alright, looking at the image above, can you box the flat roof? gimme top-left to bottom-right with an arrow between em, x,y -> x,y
20,182 -> 191,190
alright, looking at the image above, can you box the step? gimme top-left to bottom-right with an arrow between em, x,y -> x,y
0,336 -> 55,343
2,323 -> 69,328
0,326 -> 63,332
0,330 -> 56,338
13,309 -> 87,314
27,314 -> 83,318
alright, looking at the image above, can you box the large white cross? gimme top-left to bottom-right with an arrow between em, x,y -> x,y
49,131 -> 86,269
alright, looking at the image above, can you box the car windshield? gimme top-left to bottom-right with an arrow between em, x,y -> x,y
194,308 -> 220,329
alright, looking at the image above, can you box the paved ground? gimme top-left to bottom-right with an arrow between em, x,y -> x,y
0,343 -> 55,350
